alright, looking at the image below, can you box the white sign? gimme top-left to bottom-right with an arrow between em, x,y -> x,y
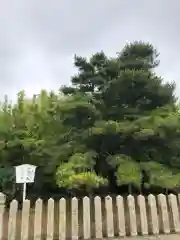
15,164 -> 37,183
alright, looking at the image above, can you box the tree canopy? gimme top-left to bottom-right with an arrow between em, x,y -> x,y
1,41 -> 180,199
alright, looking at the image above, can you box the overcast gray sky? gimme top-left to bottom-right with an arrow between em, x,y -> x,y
0,0 -> 179,101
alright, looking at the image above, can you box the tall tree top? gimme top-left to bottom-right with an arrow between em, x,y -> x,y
61,41 -> 176,120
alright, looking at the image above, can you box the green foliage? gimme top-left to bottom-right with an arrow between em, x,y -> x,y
0,41 -> 180,197
0,167 -> 15,198
115,156 -> 141,188
56,164 -> 107,191
141,162 -> 180,189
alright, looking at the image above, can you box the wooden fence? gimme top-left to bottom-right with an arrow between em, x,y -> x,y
1,192 -> 180,239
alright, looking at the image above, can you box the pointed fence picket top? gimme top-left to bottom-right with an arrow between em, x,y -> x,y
59,198 -> 66,240
83,196 -> 91,239
0,193 -> 5,240
8,199 -> 18,240
34,198 -> 43,240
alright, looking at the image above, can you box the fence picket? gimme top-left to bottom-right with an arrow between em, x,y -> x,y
71,197 -> 78,240
157,194 -> 170,234
21,200 -> 30,240
47,198 -> 54,240
127,195 -> 137,236
59,198 -> 66,240
83,197 -> 90,239
94,196 -> 102,239
137,195 -> 148,235
8,200 -> 18,240
178,194 -> 180,206
105,196 -> 114,237
34,198 -> 42,240
116,195 -> 126,237
0,193 -> 5,240
168,194 -> 180,233
148,194 -> 159,234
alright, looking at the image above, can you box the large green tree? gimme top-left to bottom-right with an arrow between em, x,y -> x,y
58,41 -> 180,193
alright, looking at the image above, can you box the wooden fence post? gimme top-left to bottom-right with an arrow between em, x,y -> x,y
127,195 -> 137,236
168,194 -> 180,233
8,199 -> 18,240
47,198 -> 54,240
116,195 -> 126,237
71,197 -> 78,240
137,195 -> 148,235
59,198 -> 66,240
105,196 -> 114,238
0,193 -> 5,240
83,197 -> 91,239
21,199 -> 30,240
148,194 -> 159,235
34,198 -> 43,240
94,196 -> 102,239
157,194 -> 170,234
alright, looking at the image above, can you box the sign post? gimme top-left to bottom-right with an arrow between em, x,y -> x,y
15,164 -> 37,201
23,182 -> 27,202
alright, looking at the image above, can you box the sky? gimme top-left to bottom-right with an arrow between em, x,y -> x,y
0,0 -> 179,102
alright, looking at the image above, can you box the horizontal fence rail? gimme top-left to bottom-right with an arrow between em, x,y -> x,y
0,193 -> 180,239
